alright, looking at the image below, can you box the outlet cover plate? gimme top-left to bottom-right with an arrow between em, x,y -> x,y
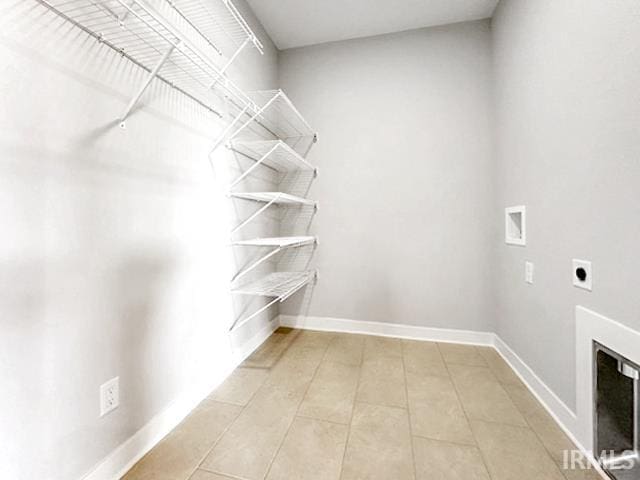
100,376 -> 119,417
572,259 -> 592,291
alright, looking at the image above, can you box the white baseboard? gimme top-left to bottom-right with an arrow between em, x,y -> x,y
492,335 -> 577,433
279,314 -> 495,346
81,318 -> 280,480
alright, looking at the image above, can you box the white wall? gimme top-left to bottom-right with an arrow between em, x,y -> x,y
492,0 -> 640,411
278,21 -> 496,332
0,1 -> 278,478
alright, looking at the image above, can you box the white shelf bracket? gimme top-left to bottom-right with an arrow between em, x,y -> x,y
210,103 -> 251,154
228,143 -> 280,191
119,42 -> 177,128
118,0 -> 137,24
229,297 -> 278,332
227,91 -> 282,144
279,270 -> 317,302
210,36 -> 251,90
221,0 -> 264,53
230,193 -> 281,235
231,246 -> 282,283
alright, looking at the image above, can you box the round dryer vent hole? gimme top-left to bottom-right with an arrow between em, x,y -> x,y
572,259 -> 592,291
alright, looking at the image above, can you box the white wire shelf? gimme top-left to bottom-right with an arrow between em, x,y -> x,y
232,236 -> 316,248
245,90 -> 316,141
229,139 -> 317,173
167,0 -> 263,54
230,192 -> 317,235
228,270 -> 317,332
230,192 -> 317,207
230,236 -> 316,283
39,0 -> 259,124
232,271 -> 316,300
213,89 -> 317,153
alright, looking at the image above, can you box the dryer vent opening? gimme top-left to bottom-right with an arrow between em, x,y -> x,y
594,342 -> 640,480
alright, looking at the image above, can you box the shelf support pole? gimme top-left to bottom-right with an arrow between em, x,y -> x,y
119,43 -> 177,128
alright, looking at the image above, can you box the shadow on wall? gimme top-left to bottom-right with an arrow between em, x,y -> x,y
0,258 -> 47,478
280,204 -> 317,236
280,278 -> 318,321
0,260 -> 46,328
114,251 -> 179,422
55,249 -> 183,477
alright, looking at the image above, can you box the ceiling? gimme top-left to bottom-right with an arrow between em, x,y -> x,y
246,0 -> 499,50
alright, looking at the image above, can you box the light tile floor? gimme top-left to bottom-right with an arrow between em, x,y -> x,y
122,328 -> 602,480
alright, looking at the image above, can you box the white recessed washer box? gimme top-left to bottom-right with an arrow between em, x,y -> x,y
505,206 -> 526,246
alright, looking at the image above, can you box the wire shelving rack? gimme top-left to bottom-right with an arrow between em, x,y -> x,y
221,89 -> 319,332
39,0 -> 262,126
37,0 -> 320,335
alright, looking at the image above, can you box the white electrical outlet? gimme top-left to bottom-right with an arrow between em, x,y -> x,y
100,377 -> 119,417
525,261 -> 534,284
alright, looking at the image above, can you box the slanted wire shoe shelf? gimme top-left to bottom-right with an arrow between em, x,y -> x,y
39,0 -> 318,333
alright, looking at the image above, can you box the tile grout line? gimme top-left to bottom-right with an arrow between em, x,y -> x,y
261,334 -> 334,480
352,398 -> 411,411
410,432 -> 482,449
480,346 -> 575,479
294,413 -> 351,427
483,344 -> 598,478
336,335 -> 365,480
185,403 -> 245,480
192,333 -> 295,480
438,343 -> 496,480
502,385 -> 587,480
190,365 -> 271,480
195,467 -> 250,480
400,340 -> 419,480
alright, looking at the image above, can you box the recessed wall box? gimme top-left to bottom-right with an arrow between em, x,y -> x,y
505,206 -> 526,246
